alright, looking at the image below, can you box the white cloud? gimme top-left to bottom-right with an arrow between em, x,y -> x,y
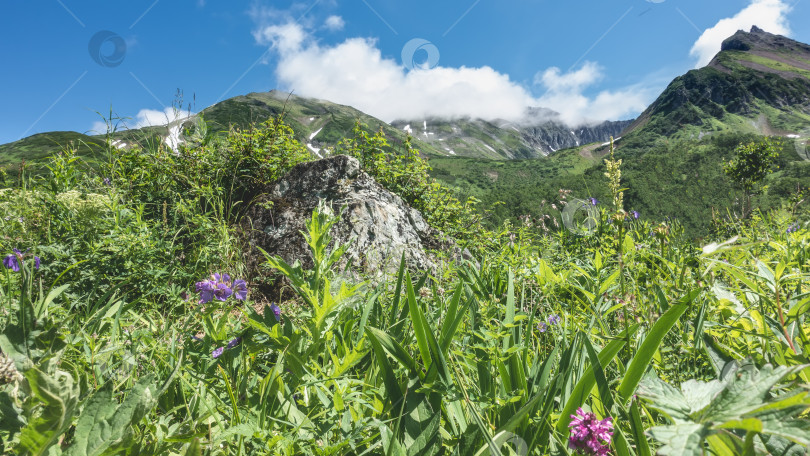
536,62 -> 603,93
324,15 -> 345,31
534,64 -> 654,125
253,21 -> 650,125
254,22 -> 307,54
89,107 -> 193,135
690,0 -> 792,67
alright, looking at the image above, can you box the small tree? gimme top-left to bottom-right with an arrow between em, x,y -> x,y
723,138 -> 780,217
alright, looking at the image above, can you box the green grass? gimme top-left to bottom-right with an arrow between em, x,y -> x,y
2,117 -> 810,455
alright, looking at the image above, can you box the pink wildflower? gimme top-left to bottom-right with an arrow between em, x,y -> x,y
568,407 -> 613,455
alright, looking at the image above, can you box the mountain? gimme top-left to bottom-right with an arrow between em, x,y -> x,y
195,90 -> 445,158
0,131 -> 107,175
389,116 -> 632,159
427,27 -> 810,236
624,26 -> 810,145
0,89 -> 633,171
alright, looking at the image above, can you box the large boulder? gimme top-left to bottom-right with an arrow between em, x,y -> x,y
242,155 -> 451,290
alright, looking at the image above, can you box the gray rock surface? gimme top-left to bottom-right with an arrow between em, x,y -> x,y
242,155 -> 449,287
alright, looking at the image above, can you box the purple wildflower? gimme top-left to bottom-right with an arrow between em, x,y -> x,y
195,273 -> 245,304
537,321 -> 548,333
631,210 -> 640,220
269,303 -> 281,322
3,248 -> 39,272
103,177 -> 111,186
589,197 -> 599,206
226,337 -> 242,349
212,347 -> 225,359
3,254 -> 19,272
233,279 -> 248,300
787,222 -> 799,234
195,280 -> 216,304
548,314 -> 561,325
568,407 -> 613,456
214,282 -> 233,301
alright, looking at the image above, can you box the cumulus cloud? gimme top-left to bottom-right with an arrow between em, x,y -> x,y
690,0 -> 792,67
324,15 -> 345,31
534,64 -> 653,125
253,20 -> 651,126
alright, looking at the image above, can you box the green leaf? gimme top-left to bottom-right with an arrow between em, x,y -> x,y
629,399 -> 652,456
647,423 -> 709,456
64,355 -> 181,456
402,388 -> 441,456
366,326 -> 419,376
556,324 -> 638,434
582,333 -> 614,412
16,365 -> 80,456
637,374 -> 723,423
365,327 -> 405,410
702,364 -> 807,422
617,290 -> 699,403
405,273 -> 432,371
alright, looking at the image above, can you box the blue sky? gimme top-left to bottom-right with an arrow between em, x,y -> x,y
1,0 -> 807,145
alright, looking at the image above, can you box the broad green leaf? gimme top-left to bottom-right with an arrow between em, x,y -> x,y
402,390 -> 440,456
647,423 -> 709,456
17,365 -> 80,456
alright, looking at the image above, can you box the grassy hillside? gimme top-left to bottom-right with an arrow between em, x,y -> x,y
430,132 -> 810,237
0,131 -> 107,176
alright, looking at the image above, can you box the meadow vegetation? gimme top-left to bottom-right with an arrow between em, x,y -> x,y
1,115 -> 809,455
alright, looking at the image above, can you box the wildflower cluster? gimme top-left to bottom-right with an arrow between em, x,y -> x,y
787,222 -> 799,234
195,273 -> 247,304
3,248 -> 40,272
568,408 -> 613,455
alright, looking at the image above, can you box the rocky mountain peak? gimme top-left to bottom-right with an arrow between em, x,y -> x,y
720,26 -> 810,56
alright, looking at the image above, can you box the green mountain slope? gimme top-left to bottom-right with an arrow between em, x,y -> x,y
0,131 -> 107,175
623,26 -> 810,144
390,116 -> 632,159
429,27 -> 810,236
197,90 -> 445,157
